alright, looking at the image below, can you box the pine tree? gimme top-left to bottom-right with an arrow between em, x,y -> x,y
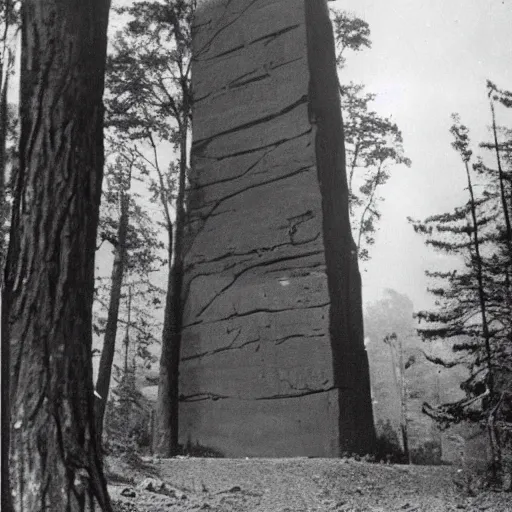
410,111 -> 512,485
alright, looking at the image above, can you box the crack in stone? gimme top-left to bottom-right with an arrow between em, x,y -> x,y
262,257 -> 323,275
261,24 -> 301,46
197,20 -> 301,63
194,250 -> 324,320
193,56 -> 305,104
286,210 -> 315,244
254,386 -> 336,401
192,95 -> 308,154
181,255 -> 255,306
228,72 -> 270,89
186,234 -> 320,273
181,327 -> 241,361
193,0 -> 260,61
190,142 -> 280,192
208,207 -> 237,218
184,163 -> 314,263
180,386 -> 339,403
186,132 -> 311,228
274,333 -> 326,346
195,165 -> 313,215
201,129 -> 312,162
185,300 -> 330,330
182,334 -> 262,362
280,377 -> 332,394
180,392 -> 228,402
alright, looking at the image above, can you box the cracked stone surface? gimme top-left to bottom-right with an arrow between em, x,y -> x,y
180,0 -> 375,457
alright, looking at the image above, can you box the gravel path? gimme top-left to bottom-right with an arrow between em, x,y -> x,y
107,456 -> 511,512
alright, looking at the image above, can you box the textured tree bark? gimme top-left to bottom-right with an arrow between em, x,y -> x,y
1,0 -> 112,510
0,37 -> 14,275
154,123 -> 188,457
95,190 -> 129,441
0,45 -> 12,512
0,61 -> 7,229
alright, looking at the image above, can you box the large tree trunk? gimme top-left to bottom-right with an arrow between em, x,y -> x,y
95,189 -> 129,442
0,58 -> 7,230
154,124 -> 188,457
1,1 -> 112,510
0,40 -> 11,512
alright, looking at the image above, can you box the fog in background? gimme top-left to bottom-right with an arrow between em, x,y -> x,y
333,0 -> 512,311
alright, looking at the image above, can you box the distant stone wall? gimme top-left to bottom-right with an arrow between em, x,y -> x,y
179,0 -> 375,457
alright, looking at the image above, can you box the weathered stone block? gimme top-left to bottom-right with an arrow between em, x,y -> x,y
180,0 -> 375,457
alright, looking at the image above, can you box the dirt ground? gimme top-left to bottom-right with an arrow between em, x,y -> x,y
106,455 -> 511,512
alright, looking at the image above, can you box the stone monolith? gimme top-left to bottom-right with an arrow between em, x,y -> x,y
179,0 -> 375,457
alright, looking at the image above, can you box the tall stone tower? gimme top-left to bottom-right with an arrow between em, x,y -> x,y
179,0 -> 375,457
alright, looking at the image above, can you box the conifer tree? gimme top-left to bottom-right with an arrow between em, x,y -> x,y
410,110 -> 512,485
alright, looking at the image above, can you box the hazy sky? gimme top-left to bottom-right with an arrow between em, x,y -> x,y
332,0 -> 512,311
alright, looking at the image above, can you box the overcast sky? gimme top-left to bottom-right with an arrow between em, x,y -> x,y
331,0 -> 512,311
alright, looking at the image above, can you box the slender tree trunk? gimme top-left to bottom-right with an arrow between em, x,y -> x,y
2,1 -> 112,510
487,97 -> 511,482
464,159 -> 501,474
489,98 -> 512,250
464,161 -> 494,395
0,56 -> 7,226
357,163 -> 383,253
154,123 -> 188,457
95,189 -> 129,441
0,43 -> 11,512
387,335 -> 410,463
123,285 -> 132,376
489,98 -> 512,327
397,337 -> 410,464
153,228 -> 174,455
